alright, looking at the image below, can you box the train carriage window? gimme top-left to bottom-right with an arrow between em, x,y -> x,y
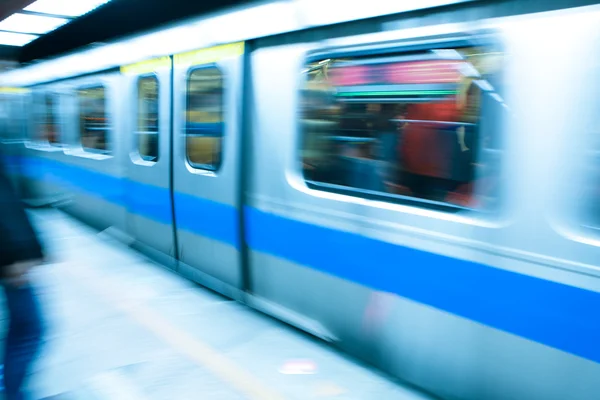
35,93 -> 61,145
136,76 -> 159,161
0,95 -> 26,143
78,85 -> 110,153
185,66 -> 224,170
300,45 -> 505,211
11,96 -> 27,142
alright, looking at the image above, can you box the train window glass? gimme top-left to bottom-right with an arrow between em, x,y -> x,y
37,93 -> 60,145
78,85 -> 110,153
185,66 -> 224,170
300,46 -> 505,210
136,76 -> 159,162
8,96 -> 27,142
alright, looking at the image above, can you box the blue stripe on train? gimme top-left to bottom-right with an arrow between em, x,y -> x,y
175,191 -> 239,248
11,155 -> 600,364
245,206 -> 600,364
15,156 -> 238,247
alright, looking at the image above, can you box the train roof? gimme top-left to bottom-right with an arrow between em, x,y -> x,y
0,0 -> 476,87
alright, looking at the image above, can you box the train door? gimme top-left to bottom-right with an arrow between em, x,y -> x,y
171,43 -> 245,299
122,58 -> 177,264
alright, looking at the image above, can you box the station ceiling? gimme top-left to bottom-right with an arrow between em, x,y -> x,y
0,0 -> 253,68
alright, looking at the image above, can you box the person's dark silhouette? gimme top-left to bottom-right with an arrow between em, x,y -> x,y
0,153 -> 45,400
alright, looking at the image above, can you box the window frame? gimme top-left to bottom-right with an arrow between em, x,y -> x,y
77,83 -> 111,155
297,35 -> 504,214
134,73 -> 160,163
184,64 -> 225,172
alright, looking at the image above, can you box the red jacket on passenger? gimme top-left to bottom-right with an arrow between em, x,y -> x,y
400,99 -> 460,179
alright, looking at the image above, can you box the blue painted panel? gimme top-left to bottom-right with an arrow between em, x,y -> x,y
245,206 -> 600,364
174,191 -> 239,248
37,158 -> 124,204
125,179 -> 172,225
0,154 -> 22,176
15,156 -> 235,246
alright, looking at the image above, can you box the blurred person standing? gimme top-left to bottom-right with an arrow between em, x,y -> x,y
0,153 -> 45,400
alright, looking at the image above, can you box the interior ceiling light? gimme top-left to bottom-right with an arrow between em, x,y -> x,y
0,31 -> 38,47
0,13 -> 68,35
24,0 -> 112,18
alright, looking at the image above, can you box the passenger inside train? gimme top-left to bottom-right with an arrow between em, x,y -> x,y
300,45 -> 504,210
78,86 -> 109,153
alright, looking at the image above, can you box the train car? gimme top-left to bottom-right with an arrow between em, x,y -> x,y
2,0 -> 600,399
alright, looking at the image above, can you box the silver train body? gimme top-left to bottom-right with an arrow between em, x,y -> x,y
2,1 -> 600,399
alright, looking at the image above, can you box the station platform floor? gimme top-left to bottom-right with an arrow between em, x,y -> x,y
6,209 -> 437,400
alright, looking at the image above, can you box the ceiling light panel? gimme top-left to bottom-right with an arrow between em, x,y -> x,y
0,31 -> 38,46
24,0 -> 112,18
0,13 -> 68,35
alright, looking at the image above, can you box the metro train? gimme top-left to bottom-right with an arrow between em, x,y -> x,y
2,0 -> 600,399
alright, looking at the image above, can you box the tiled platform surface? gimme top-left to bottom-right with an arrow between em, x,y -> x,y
3,209 -> 436,400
